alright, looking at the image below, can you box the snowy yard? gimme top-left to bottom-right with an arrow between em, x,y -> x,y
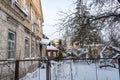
20,61 -> 119,80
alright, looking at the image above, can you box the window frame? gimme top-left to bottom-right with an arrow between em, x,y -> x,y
24,37 -> 30,58
31,40 -> 35,57
8,30 -> 16,59
31,8 -> 36,32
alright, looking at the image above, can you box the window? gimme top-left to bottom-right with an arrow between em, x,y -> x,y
53,52 -> 56,57
31,40 -> 35,57
8,30 -> 15,59
31,9 -> 36,32
36,43 -> 40,57
48,52 -> 51,57
31,21 -> 35,33
24,38 -> 29,58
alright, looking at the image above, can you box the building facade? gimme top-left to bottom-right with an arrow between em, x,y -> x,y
0,0 -> 43,79
0,0 -> 43,60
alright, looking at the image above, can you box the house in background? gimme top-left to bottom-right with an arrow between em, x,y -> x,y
47,45 -> 58,59
65,37 -> 104,59
40,37 -> 58,59
0,0 -> 43,79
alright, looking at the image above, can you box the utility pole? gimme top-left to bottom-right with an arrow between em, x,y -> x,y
118,58 -> 120,79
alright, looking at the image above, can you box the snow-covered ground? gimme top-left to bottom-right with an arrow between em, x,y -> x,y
20,61 -> 119,80
20,68 -> 46,80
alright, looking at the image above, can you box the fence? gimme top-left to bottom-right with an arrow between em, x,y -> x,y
0,60 -> 15,80
0,58 -> 120,80
0,59 -> 46,80
49,58 -> 120,80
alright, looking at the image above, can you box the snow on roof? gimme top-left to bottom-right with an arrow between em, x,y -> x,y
40,39 -> 50,45
77,48 -> 88,54
77,48 -> 84,51
47,45 -> 58,51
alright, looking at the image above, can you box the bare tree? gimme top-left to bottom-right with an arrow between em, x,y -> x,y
58,0 -> 120,47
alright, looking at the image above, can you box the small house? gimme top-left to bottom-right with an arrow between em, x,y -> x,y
47,45 -> 58,59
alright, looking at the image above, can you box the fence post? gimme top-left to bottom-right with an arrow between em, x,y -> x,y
46,59 -> 50,80
118,58 -> 120,80
15,60 -> 19,80
70,60 -> 73,80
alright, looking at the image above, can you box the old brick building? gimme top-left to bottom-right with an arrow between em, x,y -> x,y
0,0 -> 44,79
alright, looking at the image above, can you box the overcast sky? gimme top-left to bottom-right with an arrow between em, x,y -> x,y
41,0 -> 75,40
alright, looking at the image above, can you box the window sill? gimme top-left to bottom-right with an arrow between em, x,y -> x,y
7,58 -> 16,63
7,58 -> 16,60
24,57 -> 40,60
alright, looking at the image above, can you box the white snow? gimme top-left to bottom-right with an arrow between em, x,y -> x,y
40,39 -> 50,45
20,61 -> 119,80
47,45 -> 58,50
20,68 -> 46,80
109,45 -> 120,52
51,61 -> 119,80
99,44 -> 109,58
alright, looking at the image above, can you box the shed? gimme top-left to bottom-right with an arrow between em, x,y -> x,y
47,45 -> 58,58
